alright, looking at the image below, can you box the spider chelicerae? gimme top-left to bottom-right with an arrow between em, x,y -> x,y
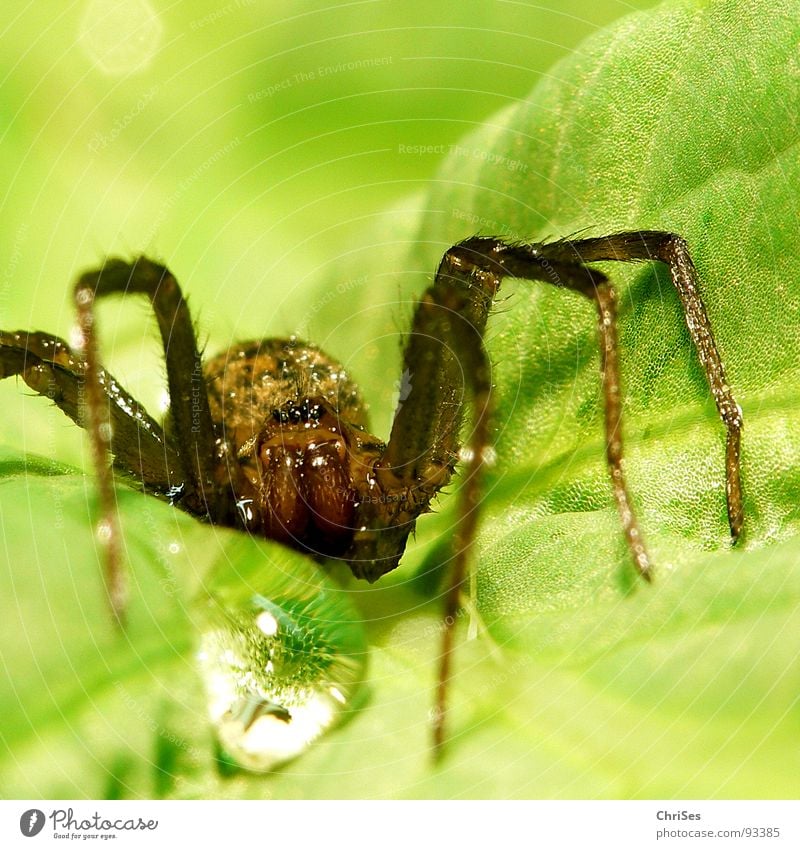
0,230 -> 743,752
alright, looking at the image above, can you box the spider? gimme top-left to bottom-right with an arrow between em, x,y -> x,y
0,230 -> 743,754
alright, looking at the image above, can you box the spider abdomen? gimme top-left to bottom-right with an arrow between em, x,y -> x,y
203,336 -> 369,440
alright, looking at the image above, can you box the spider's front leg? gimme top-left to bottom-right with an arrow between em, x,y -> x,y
349,243 -> 499,754
364,230 -> 742,754
374,239 -> 627,754
528,231 -> 744,540
73,258 -> 218,620
0,329 -> 186,618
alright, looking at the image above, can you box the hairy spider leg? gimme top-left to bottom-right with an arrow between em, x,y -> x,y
374,238 -> 637,753
382,230 -> 742,753
0,330 -> 184,618
0,330 -> 181,482
73,258 -> 218,620
536,231 -> 743,540
370,248 -> 496,755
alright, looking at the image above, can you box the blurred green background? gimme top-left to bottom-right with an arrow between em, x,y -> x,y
2,0 -> 799,802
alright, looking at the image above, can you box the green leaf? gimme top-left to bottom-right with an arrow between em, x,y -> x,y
2,0 -> 799,799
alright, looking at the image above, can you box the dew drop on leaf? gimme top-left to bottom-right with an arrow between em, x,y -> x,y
195,548 -> 367,771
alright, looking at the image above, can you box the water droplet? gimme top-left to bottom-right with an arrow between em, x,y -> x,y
458,446 -> 475,463
96,519 -> 113,542
196,544 -> 367,771
480,446 -> 498,467
69,325 -> 85,351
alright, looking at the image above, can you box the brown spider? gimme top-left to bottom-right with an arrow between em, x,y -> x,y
0,231 -> 743,754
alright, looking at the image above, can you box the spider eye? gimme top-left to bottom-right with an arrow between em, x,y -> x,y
273,397 -> 324,426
